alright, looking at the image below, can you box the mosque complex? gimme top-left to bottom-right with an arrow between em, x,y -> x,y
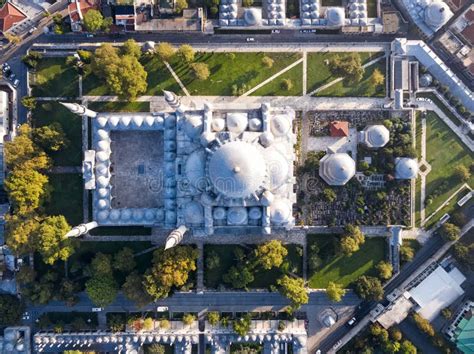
61,92 -> 418,245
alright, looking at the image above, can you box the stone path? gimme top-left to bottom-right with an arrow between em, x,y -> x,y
302,51 -> 307,95
241,57 -> 304,97
417,117 -> 432,223
306,54 -> 386,96
164,60 -> 190,97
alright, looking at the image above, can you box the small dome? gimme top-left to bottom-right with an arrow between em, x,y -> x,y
211,118 -> 226,132
120,116 -> 132,127
145,209 -> 155,221
248,117 -> 262,131
261,190 -> 274,206
319,153 -> 356,186
96,151 -> 109,162
184,201 -> 204,224
227,207 -> 248,225
121,209 -> 132,221
109,209 -> 120,221
259,132 -> 274,147
395,157 -> 418,179
97,129 -> 109,140
270,115 -> 291,137
183,114 -> 203,139
226,113 -> 248,134
96,163 -> 108,176
208,141 -> 266,199
248,207 -> 262,220
132,116 -> 144,127
97,199 -> 109,209
424,1 -> 452,30
133,209 -> 144,221
326,7 -> 345,26
213,207 -> 226,220
97,117 -> 108,127
108,116 -> 120,128
185,150 -> 206,191
145,116 -> 155,127
363,125 -> 390,148
97,140 -> 110,152
97,188 -> 109,198
97,175 -> 109,187
270,198 -> 292,224
244,8 -> 262,26
419,73 -> 433,87
264,148 -> 289,190
97,210 -> 109,221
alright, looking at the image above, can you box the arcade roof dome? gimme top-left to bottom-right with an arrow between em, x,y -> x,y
208,141 -> 266,199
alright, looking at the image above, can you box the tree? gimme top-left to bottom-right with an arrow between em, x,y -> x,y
262,56 -> 274,68
400,244 -> 414,262
354,276 -> 384,301
5,214 -> 40,255
16,266 -> 36,285
328,53 -> 364,83
233,315 -> 251,336
453,243 -> 474,269
122,39 -> 141,58
4,33 -> 21,45
242,0 -> 253,6
376,261 -> 393,280
281,79 -> 293,91
83,9 -> 111,32
108,314 -> 125,332
37,215 -> 74,265
32,123 -> 70,152
322,188 -> 337,202
113,247 -> 136,272
175,0 -> 188,13
21,51 -> 43,69
191,62 -> 210,81
277,275 -> 308,310
159,319 -> 171,329
400,340 -> 417,354
143,317 -> 154,330
0,295 -> 24,326
441,307 -> 452,319
91,253 -> 113,277
178,44 -> 195,63
205,250 -> 220,270
156,42 -> 176,61
326,281 -> 345,302
143,246 -> 198,299
389,326 -> 402,341
370,68 -> 385,87
122,272 -> 153,308
383,341 -> 401,353
454,165 -> 470,182
207,311 -> 220,326
223,265 -> 254,289
370,324 -> 389,343
105,55 -> 148,100
411,313 -> 434,337
340,224 -> 365,256
440,223 -> 460,242
21,96 -> 37,110
148,344 -> 166,354
92,44 -> 121,78
77,50 -> 92,63
4,168 -> 49,215
254,240 -> 288,270
85,274 -> 118,307
183,313 -> 196,325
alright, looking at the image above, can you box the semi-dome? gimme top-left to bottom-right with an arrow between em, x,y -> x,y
185,150 -> 206,191
211,118 -> 226,132
227,207 -> 248,225
264,148 -> 289,190
270,115 -> 291,137
424,1 -> 452,30
319,153 -> 355,186
244,8 -> 262,26
208,141 -> 266,199
363,125 -> 390,148
183,114 -> 203,139
184,201 -> 204,224
226,113 -> 248,134
395,157 -> 418,179
270,198 -> 292,224
326,7 -> 345,26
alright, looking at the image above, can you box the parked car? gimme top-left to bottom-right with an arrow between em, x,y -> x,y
13,79 -> 20,88
246,37 -> 255,42
8,72 -> 16,81
86,33 -> 94,38
271,29 -> 280,33
27,26 -> 37,35
92,307 -> 103,312
333,340 -> 342,350
2,63 -> 10,73
347,317 -> 357,327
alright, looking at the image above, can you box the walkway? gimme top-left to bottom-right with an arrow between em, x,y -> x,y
240,57 -> 303,97
417,117 -> 431,223
307,54 -> 386,96
164,61 -> 190,97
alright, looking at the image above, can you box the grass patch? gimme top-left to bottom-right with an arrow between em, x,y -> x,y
307,234 -> 386,288
82,72 -> 110,96
367,0 -> 377,17
89,226 -> 152,236
32,101 -> 82,166
321,0 -> 341,5
424,190 -> 474,230
251,63 -> 303,96
172,52 -> 301,96
45,173 -> 83,226
316,59 -> 386,97
417,92 -> 463,127
424,111 -> 473,217
142,55 -> 184,96
306,51 -> 382,93
31,57 -> 79,97
38,312 -> 98,328
88,101 -> 150,112
204,244 -> 303,289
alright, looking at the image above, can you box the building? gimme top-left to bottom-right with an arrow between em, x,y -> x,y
0,1 -> 27,33
399,0 -> 453,36
329,121 -> 349,138
62,93 -> 296,240
113,5 -> 136,31
0,327 -> 31,354
68,0 -> 99,32
360,125 -> 390,148
446,301 -> 474,354
319,152 -> 356,186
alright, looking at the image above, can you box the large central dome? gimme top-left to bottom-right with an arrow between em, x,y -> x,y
208,141 -> 266,199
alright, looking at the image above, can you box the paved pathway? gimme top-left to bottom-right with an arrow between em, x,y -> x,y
164,61 -> 190,97
302,51 -> 307,95
307,54 -> 386,96
241,58 -> 304,97
417,117 -> 431,223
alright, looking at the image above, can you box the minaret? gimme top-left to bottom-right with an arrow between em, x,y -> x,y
60,102 -> 98,118
163,90 -> 184,113
65,221 -> 99,238
164,225 -> 188,250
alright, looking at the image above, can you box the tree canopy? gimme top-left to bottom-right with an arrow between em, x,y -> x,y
5,168 -> 49,215
83,9 -> 112,32
376,261 -> 393,280
191,62 -> 210,81
178,44 -> 195,63
328,53 -> 364,83
85,274 -> 118,307
113,247 -> 136,273
32,122 -> 70,152
339,224 -> 365,256
122,39 -> 142,58
36,215 -> 74,265
254,240 -> 288,270
354,275 -> 384,301
326,281 -> 346,302
440,223 -> 461,241
0,294 -> 24,326
277,275 -> 308,310
223,265 -> 254,289
122,272 -> 153,308
156,42 -> 176,61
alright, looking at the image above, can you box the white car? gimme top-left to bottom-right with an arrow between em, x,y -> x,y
13,79 -> 19,88
246,37 -> 255,42
92,307 -> 103,312
156,306 -> 168,312
332,340 -> 342,350
271,29 -> 280,33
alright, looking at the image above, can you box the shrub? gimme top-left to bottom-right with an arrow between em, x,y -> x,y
281,79 -> 293,91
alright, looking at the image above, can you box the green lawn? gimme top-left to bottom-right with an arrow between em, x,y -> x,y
142,56 -> 184,96
416,92 -> 463,127
306,51 -> 382,94
204,244 -> 303,289
424,111 -> 474,217
307,234 -> 386,288
316,59 -> 386,97
172,52 -> 301,96
251,63 -> 303,96
82,72 -> 111,96
45,173 -> 83,226
415,112 -> 423,226
367,0 -> 377,17
424,189 -> 474,230
31,58 -> 79,97
32,101 -> 83,166
321,0 -> 341,5
88,101 -> 150,112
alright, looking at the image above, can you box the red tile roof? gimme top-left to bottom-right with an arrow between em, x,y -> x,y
68,0 -> 98,24
464,8 -> 474,22
329,121 -> 350,137
461,23 -> 474,46
0,2 -> 27,32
